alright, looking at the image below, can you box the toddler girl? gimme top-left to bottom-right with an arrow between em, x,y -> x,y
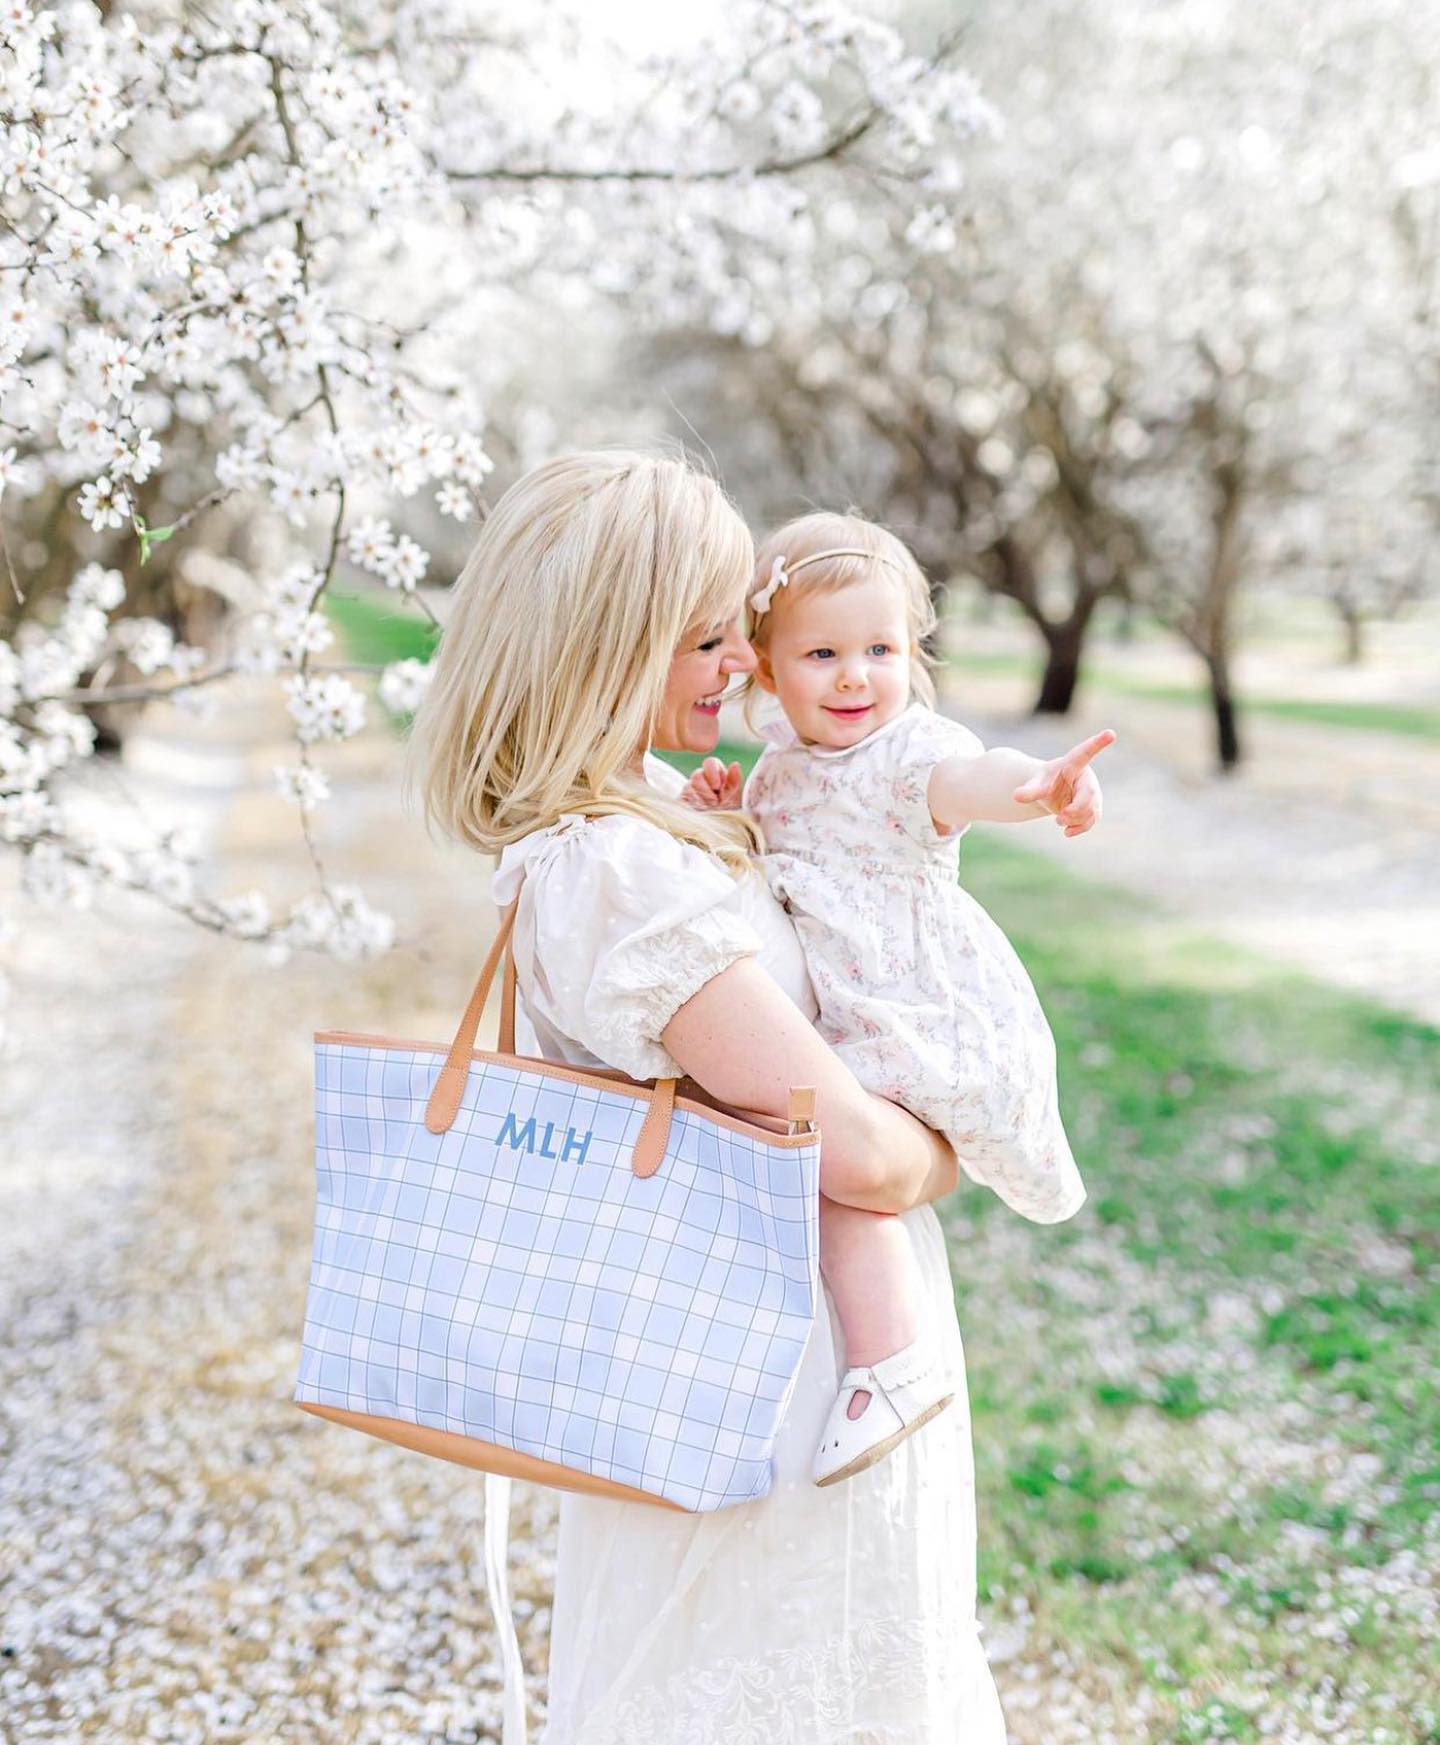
683,512 -> 1114,1486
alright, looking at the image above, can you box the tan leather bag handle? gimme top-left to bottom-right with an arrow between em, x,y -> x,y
424,885 -> 679,1178
424,899 -> 520,1135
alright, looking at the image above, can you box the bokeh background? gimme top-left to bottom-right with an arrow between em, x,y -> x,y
2,2 -> 1436,1741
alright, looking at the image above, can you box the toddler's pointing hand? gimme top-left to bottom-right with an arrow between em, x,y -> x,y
1011,729 -> 1116,837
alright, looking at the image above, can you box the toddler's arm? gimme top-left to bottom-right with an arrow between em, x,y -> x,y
928,728 -> 1116,837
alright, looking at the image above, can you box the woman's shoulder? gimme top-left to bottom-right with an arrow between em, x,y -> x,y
641,750 -> 687,798
491,810 -> 735,914
490,812 -> 770,1082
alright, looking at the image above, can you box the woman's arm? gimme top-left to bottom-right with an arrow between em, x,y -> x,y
661,958 -> 958,1215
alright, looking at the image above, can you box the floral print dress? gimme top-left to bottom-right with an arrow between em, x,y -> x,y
746,702 -> 1087,1225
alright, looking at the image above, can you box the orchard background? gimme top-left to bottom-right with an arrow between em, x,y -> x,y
2,2 -> 1436,1741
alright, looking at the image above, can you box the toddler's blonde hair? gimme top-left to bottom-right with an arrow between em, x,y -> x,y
745,511 -> 938,730
403,448 -> 762,872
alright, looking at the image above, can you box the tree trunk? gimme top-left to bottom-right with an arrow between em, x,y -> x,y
1338,602 -> 1365,666
1034,629 -> 1083,714
1204,650 -> 1242,771
1190,426 -> 1248,774
1032,594 -> 1099,716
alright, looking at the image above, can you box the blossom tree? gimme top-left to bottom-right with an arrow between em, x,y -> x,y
660,0 -> 1438,765
0,0 -> 994,967
1042,0 -> 1438,766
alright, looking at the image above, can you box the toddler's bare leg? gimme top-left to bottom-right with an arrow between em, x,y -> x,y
808,1192 -> 955,1482
820,1194 -> 921,1416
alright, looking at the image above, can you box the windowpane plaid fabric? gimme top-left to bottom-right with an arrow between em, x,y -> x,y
294,1042 -> 822,1512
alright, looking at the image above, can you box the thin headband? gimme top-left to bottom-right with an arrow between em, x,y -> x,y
749,546 -> 903,616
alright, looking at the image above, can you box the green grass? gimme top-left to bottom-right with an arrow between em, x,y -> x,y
951,832 -> 1440,1733
323,586 -> 440,666
1113,683 -> 1440,740
949,651 -> 1440,740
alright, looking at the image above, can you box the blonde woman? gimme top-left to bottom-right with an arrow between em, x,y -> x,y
405,449 -> 1007,1744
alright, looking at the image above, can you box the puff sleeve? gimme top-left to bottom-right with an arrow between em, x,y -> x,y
491,815 -> 764,1082
887,709 -> 988,849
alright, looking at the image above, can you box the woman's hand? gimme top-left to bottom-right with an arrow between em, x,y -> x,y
680,756 -> 745,811
1011,728 -> 1116,837
662,958 -> 958,1215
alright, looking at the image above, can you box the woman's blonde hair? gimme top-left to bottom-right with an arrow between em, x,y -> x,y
403,448 -> 762,872
744,510 -> 938,730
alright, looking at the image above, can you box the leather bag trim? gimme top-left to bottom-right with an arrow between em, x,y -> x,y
315,1028 -> 820,1150
296,1402 -> 693,1510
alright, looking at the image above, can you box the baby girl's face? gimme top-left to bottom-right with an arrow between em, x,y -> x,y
755,573 -> 912,749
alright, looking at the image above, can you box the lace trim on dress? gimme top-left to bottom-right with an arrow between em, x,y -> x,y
549,1616 -> 995,1745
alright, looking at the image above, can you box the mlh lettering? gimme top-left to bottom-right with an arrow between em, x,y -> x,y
496,1112 -> 594,1166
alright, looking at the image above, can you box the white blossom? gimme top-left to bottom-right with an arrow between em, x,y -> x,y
377,657 -> 432,715
20,840 -> 95,907
75,477 -> 126,531
98,335 -> 144,399
269,601 -> 334,663
450,434 -> 496,487
261,246 -> 302,289
283,672 -> 367,744
718,80 -> 762,124
383,534 -> 428,592
769,81 -> 825,153
112,618 -> 175,675
57,401 -> 111,455
273,762 -> 331,812
215,443 -> 267,491
131,842 -> 195,904
434,480 -> 470,520
346,517 -> 396,573
270,472 -> 317,526
276,883 -> 396,961
214,888 -> 273,935
904,204 -> 958,255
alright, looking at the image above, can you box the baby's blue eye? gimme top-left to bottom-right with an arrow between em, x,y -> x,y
869,644 -> 892,657
807,648 -> 835,660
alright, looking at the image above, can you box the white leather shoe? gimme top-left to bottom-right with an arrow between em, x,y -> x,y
811,1336 -> 955,1487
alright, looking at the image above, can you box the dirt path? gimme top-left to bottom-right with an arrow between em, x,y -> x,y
944,677 -> 1440,1027
0,696 -> 556,1743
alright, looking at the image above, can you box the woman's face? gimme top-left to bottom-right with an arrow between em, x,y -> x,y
651,607 -> 757,755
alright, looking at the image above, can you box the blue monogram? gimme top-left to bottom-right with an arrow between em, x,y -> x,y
496,1111 -> 593,1166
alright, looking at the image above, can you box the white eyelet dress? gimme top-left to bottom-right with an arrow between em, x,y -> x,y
487,755 -> 1006,1745
746,704 -> 1088,1228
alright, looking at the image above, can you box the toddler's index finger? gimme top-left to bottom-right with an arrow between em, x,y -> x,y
1064,728 -> 1117,774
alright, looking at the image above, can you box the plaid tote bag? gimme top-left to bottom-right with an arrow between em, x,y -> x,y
293,888 -> 823,1508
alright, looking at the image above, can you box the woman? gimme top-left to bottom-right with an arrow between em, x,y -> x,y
405,449 -> 1007,1743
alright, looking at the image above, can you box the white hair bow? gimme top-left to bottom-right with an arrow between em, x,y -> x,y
748,553 -> 790,616
747,546 -> 899,618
